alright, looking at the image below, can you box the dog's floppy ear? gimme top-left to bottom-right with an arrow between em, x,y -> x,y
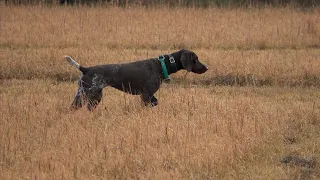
180,52 -> 193,72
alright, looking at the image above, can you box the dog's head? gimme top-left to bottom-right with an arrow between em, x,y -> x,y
180,49 -> 208,74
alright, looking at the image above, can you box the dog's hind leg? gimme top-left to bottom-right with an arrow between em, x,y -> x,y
87,89 -> 103,111
70,86 -> 87,109
70,75 -> 88,110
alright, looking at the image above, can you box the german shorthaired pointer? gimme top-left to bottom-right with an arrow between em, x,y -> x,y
65,49 -> 208,111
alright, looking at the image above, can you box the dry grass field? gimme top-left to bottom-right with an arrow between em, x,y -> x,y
1,4 -> 320,179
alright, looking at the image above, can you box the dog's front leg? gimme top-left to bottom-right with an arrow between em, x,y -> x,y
150,96 -> 158,107
141,93 -> 158,107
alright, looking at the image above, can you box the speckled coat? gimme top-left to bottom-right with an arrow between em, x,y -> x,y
65,49 -> 208,111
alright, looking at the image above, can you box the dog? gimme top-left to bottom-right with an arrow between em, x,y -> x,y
65,49 -> 208,110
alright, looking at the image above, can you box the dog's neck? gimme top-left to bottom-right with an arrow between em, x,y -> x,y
163,50 -> 184,75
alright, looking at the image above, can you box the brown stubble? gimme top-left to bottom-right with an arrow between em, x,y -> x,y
0,5 -> 320,179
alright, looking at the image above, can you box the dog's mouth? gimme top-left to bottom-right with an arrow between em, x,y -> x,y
194,66 -> 208,74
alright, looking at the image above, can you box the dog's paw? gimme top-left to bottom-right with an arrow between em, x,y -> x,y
151,101 -> 158,107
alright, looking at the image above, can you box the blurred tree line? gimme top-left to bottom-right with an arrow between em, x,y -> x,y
4,0 -> 319,7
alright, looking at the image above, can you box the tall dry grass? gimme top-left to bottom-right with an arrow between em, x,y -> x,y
1,79 -> 319,179
1,6 -> 320,85
0,5 -> 320,179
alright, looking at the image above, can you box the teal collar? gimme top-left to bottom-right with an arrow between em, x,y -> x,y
158,55 -> 171,82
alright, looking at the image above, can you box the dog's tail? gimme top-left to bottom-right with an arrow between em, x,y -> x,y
65,55 -> 88,73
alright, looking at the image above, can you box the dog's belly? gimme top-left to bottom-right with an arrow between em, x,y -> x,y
110,82 -> 143,95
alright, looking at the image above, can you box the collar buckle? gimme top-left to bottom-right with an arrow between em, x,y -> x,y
168,54 -> 177,72
169,56 -> 175,63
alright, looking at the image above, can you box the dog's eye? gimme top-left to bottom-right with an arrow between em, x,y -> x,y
193,59 -> 197,64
